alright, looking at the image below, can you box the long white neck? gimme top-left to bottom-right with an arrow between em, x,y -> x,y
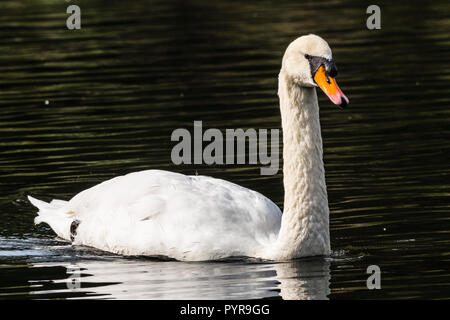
271,70 -> 330,260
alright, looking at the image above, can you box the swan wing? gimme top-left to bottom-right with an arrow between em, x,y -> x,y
57,170 -> 281,260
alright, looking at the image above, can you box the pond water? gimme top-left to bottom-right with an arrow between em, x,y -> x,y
0,0 -> 449,299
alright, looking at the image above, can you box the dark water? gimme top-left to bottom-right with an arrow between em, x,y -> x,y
1,0 -> 449,299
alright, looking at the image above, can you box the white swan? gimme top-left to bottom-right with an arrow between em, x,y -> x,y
28,34 -> 349,261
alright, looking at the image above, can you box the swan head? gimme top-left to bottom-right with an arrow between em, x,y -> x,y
281,34 -> 349,108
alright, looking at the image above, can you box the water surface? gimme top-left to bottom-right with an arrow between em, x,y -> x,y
0,0 -> 449,299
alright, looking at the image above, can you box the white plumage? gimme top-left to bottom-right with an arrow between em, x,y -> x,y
29,170 -> 281,261
29,34 -> 348,261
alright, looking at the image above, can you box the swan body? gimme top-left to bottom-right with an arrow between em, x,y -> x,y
29,170 -> 281,260
28,34 -> 349,261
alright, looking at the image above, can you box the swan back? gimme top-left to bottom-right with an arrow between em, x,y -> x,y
31,170 -> 282,261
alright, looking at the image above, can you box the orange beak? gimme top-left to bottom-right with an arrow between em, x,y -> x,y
314,65 -> 349,108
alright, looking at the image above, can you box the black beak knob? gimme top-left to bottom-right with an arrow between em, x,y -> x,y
325,60 -> 338,78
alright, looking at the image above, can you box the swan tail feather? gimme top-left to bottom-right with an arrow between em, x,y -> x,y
28,195 -> 72,241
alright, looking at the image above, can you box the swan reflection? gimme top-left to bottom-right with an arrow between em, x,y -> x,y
30,257 -> 330,299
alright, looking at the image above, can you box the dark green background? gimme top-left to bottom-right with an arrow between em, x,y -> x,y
0,0 -> 449,299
